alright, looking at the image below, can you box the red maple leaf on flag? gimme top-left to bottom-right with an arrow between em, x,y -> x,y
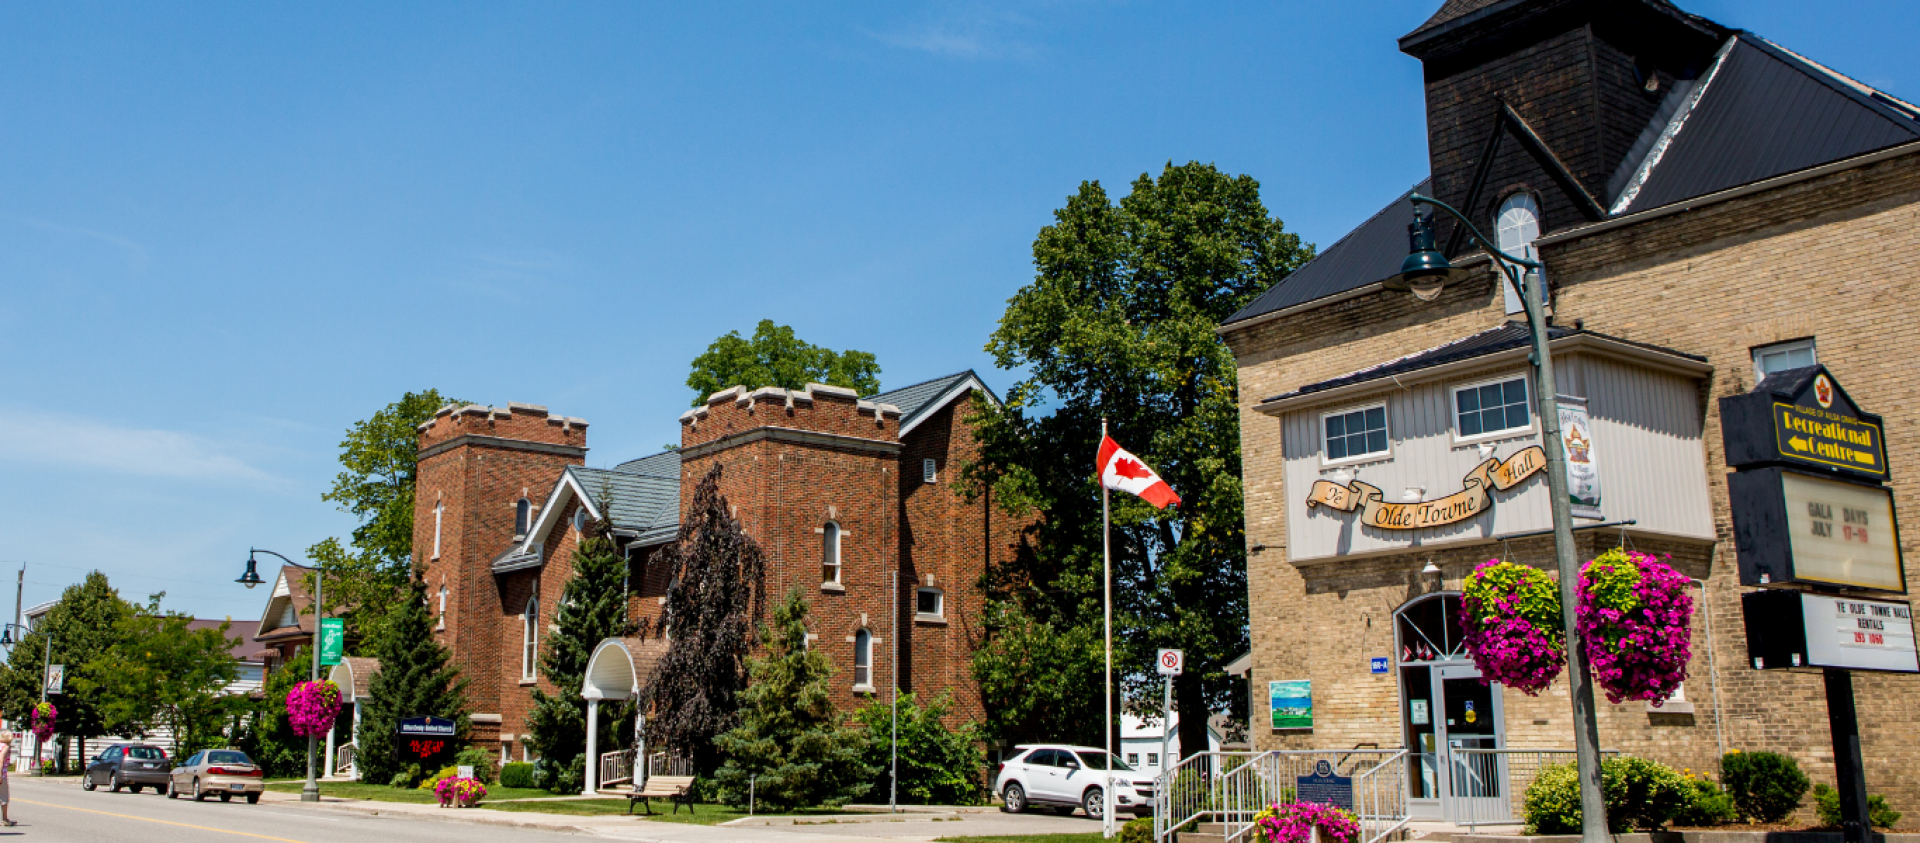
1112,457 -> 1152,480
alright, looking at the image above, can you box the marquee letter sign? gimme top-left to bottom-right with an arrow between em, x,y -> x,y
1305,446 -> 1546,530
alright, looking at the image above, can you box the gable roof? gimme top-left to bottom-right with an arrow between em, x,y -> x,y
187,619 -> 263,663
254,565 -> 315,642
571,462 -> 682,545
867,370 -> 1001,436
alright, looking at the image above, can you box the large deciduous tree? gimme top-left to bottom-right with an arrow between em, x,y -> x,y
0,572 -> 133,765
685,319 -> 881,405
526,516 -> 635,792
640,464 -> 766,777
358,578 -> 469,786
964,162 -> 1312,760
78,602 -> 241,756
307,389 -> 460,644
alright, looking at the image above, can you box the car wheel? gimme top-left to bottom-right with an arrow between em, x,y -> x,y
220,792 -> 232,803
1002,782 -> 1028,813
82,773 -> 97,792
246,793 -> 260,805
193,778 -> 206,802
1083,787 -> 1105,821
111,774 -> 124,794
157,783 -> 170,796
167,783 -> 178,799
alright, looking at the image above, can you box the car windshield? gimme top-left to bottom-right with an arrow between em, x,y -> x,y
1075,751 -> 1134,771
208,751 -> 252,765
127,747 -> 165,760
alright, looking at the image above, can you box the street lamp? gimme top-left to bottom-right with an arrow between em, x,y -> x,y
1387,194 -> 1611,843
241,548 -> 322,803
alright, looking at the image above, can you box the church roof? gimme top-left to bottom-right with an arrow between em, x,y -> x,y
569,463 -> 682,545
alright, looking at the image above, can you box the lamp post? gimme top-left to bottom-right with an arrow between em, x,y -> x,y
1386,194 -> 1610,843
1,623 -> 53,774
239,548 -> 323,803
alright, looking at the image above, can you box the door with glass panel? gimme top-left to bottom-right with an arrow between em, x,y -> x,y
1396,593 -> 1507,822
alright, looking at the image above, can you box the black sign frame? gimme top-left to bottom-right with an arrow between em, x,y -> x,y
1729,466 -> 1907,593
396,716 -> 459,767
1722,365 -> 1888,482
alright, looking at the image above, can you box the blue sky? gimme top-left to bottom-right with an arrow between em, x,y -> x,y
0,0 -> 1913,622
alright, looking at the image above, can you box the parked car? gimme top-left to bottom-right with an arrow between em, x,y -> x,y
993,744 -> 1155,819
82,744 -> 172,794
168,748 -> 265,804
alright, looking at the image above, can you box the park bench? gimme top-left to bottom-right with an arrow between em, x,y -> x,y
626,774 -> 697,815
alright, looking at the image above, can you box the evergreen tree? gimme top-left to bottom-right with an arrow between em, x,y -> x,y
713,590 -> 875,810
526,516 -> 634,793
641,463 -> 766,778
0,572 -> 133,764
358,578 -> 469,786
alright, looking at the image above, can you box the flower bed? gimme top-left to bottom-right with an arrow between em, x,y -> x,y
434,775 -> 488,808
1578,549 -> 1692,705
286,680 -> 343,738
1252,801 -> 1361,843
1459,560 -> 1565,695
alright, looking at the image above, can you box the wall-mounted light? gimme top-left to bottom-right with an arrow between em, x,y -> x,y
1422,559 -> 1442,575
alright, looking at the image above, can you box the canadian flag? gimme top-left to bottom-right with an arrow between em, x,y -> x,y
1097,435 -> 1181,510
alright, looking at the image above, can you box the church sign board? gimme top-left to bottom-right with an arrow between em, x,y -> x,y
397,716 -> 458,767
1306,446 -> 1545,530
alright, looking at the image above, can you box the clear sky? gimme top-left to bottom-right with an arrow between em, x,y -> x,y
0,0 -> 1913,622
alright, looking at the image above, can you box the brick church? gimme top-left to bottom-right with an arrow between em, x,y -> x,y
410,371 -> 1022,773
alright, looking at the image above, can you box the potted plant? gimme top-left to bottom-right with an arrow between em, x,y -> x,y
1458,559 -> 1565,695
1578,549 -> 1693,705
435,776 -> 487,808
286,680 -> 343,738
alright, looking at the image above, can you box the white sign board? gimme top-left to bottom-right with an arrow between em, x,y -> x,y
1802,592 -> 1919,673
1784,472 -> 1904,592
1156,649 -> 1184,676
44,665 -> 63,696
458,765 -> 475,779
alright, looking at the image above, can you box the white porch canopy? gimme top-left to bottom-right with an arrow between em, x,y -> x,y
325,657 -> 380,779
580,637 -> 666,792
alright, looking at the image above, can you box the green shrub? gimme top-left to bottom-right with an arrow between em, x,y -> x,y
1813,784 -> 1903,829
500,762 -> 536,789
1523,758 -> 1687,834
854,693 -> 987,805
1673,776 -> 1737,827
553,754 -> 586,795
1721,751 -> 1809,823
453,747 -> 497,785
1120,816 -> 1155,843
387,762 -> 424,789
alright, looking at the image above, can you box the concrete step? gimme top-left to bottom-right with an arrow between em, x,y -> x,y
1177,834 -> 1226,843
1193,824 -> 1228,835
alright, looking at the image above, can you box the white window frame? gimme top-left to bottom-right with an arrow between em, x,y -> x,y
1752,338 -> 1816,382
822,521 -> 843,585
852,628 -> 873,689
432,500 -> 443,560
915,587 -> 945,621
521,595 -> 539,682
1320,401 -> 1392,467
1127,752 -> 1139,766
1495,193 -> 1546,315
1451,374 -> 1536,445
923,458 -> 937,484
437,586 -> 448,630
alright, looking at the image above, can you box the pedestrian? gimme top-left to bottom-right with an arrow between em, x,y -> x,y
0,728 -> 14,826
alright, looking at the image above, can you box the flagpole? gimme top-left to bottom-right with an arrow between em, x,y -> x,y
1101,418 -> 1115,839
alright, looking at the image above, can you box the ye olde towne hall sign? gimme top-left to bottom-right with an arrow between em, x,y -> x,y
1307,446 -> 1546,529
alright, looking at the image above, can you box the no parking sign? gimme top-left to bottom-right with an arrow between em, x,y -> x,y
1157,649 -> 1184,676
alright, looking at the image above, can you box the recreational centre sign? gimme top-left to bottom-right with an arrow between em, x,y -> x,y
1305,446 -> 1545,530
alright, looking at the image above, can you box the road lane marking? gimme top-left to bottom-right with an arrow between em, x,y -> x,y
19,798 -> 313,842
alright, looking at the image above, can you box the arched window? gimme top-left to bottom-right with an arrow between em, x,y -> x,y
1395,592 -> 1468,663
432,500 -> 444,559
521,595 -> 539,680
822,522 -> 842,584
1494,193 -> 1545,315
853,628 -> 872,687
515,498 -> 532,538
437,586 -> 448,629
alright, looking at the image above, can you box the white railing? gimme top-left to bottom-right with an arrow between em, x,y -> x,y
646,751 -> 693,778
335,744 -> 356,777
1445,748 -> 1618,828
600,748 -> 636,788
1155,750 -> 1409,843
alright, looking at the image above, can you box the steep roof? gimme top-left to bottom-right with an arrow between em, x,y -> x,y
1222,180 -> 1429,327
867,370 -> 1000,435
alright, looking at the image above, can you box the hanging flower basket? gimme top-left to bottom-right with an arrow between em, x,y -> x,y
286,680 -> 343,738
1578,549 -> 1693,705
29,701 -> 56,742
1252,801 -> 1361,843
435,776 -> 488,808
1458,559 -> 1566,695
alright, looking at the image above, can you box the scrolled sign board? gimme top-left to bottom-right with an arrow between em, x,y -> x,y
1306,446 -> 1546,530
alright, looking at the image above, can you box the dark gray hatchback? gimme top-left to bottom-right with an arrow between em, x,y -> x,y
83,744 -> 173,794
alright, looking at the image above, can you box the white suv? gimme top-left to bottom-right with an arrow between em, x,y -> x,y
994,744 -> 1155,819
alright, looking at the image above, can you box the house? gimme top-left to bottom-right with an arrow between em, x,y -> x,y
1223,0 -> 1920,820
1118,713 -> 1221,778
415,371 -> 1028,787
251,563 -> 317,675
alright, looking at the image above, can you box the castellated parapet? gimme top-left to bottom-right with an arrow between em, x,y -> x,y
678,383 -> 902,452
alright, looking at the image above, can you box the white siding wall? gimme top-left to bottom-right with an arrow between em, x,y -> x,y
1283,352 -> 1714,562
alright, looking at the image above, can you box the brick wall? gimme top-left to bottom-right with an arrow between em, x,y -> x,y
1225,146 -> 1920,812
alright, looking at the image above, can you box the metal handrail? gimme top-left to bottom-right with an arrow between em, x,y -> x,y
1154,749 -> 1409,843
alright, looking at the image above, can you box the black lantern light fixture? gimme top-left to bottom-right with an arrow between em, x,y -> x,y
1383,208 -> 1470,301
236,552 -> 267,589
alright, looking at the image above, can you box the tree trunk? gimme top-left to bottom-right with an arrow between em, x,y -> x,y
1175,673 -> 1209,768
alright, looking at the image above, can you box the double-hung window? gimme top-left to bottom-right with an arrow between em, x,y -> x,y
1753,338 -> 1816,381
1323,404 -> 1389,463
1455,377 -> 1531,439
853,629 -> 872,688
822,522 -> 843,585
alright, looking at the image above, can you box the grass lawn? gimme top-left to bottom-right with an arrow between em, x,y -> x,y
483,800 -> 817,823
935,836 -> 1107,843
263,780 -> 552,803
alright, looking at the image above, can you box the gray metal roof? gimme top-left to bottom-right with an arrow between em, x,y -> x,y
1615,36 -> 1920,214
569,464 -> 680,540
1221,180 -> 1428,327
866,370 -> 998,429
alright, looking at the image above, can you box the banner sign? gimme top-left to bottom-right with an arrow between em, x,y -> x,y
319,618 -> 345,667
1743,590 -> 1918,673
44,664 -> 64,696
1722,366 -> 1888,482
1558,397 -> 1602,520
1305,446 -> 1546,530
1269,680 -> 1312,730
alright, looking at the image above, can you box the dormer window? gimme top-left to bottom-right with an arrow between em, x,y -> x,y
515,498 -> 532,538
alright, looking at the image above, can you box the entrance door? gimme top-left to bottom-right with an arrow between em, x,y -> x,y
1437,664 -> 1507,823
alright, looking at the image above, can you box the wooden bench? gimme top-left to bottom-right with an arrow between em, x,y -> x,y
626,775 -> 697,815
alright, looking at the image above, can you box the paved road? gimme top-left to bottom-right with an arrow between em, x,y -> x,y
2,777 -> 589,843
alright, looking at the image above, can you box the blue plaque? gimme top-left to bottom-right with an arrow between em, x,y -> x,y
1370,657 -> 1389,674
1295,760 -> 1354,811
